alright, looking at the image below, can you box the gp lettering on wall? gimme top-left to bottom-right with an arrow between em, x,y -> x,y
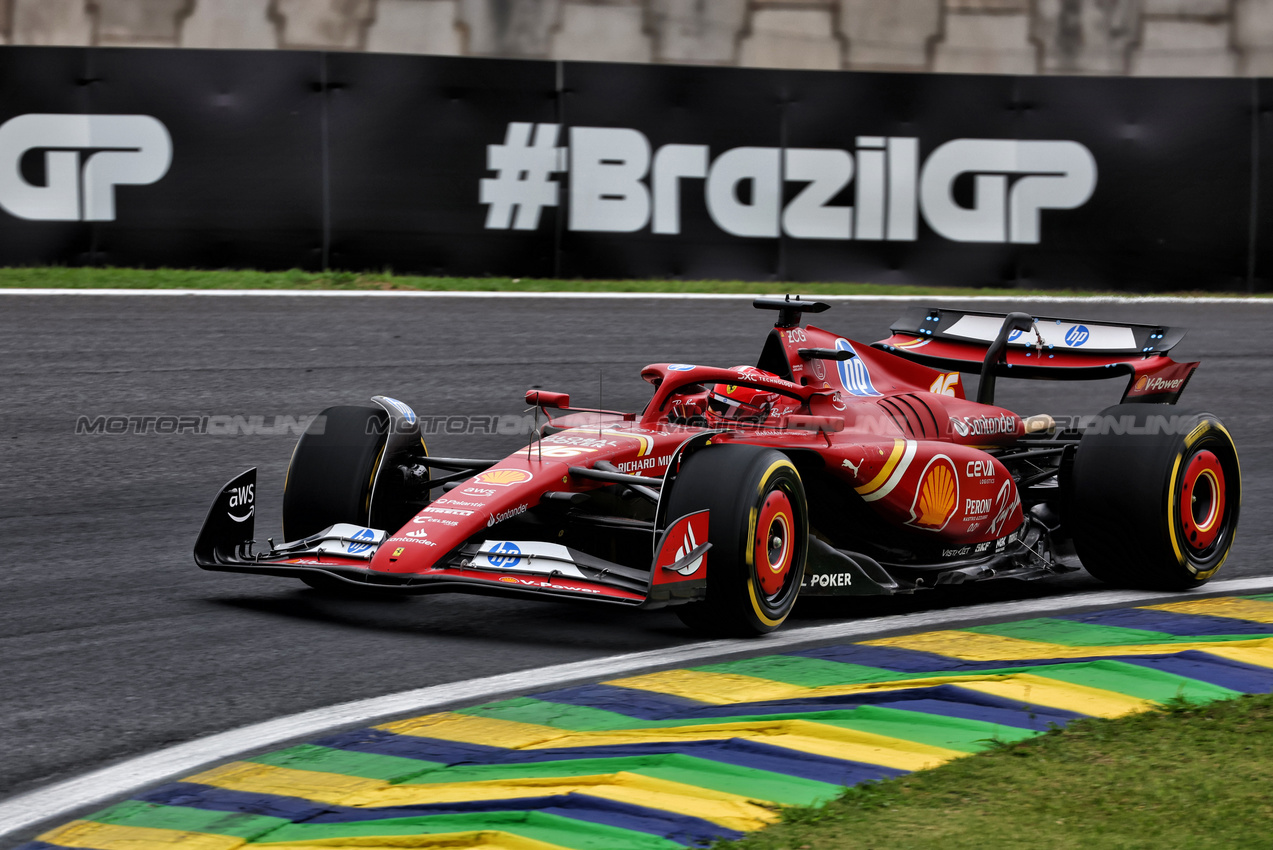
0,47 -> 1263,291
490,124 -> 1097,245
0,114 -> 171,221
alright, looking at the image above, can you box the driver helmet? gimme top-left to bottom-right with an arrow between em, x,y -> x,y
707,368 -> 785,423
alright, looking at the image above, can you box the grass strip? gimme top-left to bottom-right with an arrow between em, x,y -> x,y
713,691 -> 1273,850
0,266 -> 1267,298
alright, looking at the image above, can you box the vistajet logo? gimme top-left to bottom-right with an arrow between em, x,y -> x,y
0,114 -> 172,221
480,122 -> 1096,245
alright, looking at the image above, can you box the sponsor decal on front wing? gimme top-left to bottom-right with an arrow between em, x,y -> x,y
487,504 -> 529,527
654,510 -> 710,580
471,540 -> 590,580
473,468 -> 534,486
227,482 -> 254,523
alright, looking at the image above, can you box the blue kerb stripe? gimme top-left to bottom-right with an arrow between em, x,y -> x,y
501,739 -> 911,787
791,642 -> 1266,675
790,643 -> 1033,673
527,682 -> 1081,728
867,696 -> 1079,731
312,727 -> 506,762
1058,608 -> 1273,637
303,794 -> 745,844
134,782 -> 332,822
316,729 -> 906,785
543,683 -> 1081,727
534,684 -> 714,719
1120,652 -> 1273,694
130,782 -> 742,845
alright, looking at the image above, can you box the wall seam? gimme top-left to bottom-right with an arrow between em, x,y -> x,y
554,58 -> 565,279
1247,74 -> 1259,291
320,51 -> 331,271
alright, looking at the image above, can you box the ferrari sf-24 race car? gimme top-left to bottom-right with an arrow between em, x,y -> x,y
195,298 -> 1241,635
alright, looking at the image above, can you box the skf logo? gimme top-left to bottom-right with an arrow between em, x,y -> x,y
907,456 -> 958,531
0,114 -> 171,221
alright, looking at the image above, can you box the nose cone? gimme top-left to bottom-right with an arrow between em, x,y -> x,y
370,464 -> 547,574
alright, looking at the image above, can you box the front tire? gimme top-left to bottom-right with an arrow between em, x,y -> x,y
282,405 -> 388,542
665,445 -> 808,636
1069,404 -> 1240,590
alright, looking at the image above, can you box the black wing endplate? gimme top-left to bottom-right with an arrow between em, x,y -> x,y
194,468 -> 257,567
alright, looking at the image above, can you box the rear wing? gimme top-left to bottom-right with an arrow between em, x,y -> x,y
873,306 -> 1198,404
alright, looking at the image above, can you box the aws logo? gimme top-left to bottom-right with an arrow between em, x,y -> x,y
0,113 -> 171,221
226,482 -> 254,523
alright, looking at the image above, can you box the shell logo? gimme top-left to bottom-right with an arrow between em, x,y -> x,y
1134,375 -> 1148,391
907,456 -> 958,531
498,576 -> 519,583
474,468 -> 534,486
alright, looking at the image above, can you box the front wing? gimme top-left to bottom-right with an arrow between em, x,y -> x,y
194,468 -> 709,609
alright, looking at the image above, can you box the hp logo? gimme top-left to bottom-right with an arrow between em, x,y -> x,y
346,528 -> 376,555
488,541 -> 523,567
1065,325 -> 1090,347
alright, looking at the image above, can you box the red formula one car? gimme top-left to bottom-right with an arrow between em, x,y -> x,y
195,298 -> 1241,635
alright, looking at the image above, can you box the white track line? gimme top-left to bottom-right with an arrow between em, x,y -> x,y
3,575 -> 1273,840
0,287 -> 1271,304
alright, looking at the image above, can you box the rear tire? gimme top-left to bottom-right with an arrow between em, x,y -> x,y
1069,404 -> 1240,590
282,405 -> 388,542
666,445 -> 808,636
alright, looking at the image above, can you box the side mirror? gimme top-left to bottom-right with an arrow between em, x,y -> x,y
525,390 -> 570,409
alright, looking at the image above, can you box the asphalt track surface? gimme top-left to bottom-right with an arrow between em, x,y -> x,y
1,294 -> 1270,837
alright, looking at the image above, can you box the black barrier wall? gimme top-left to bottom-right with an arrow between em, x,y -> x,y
0,46 -> 1266,292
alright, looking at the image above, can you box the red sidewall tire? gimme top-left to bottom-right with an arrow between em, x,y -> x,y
1069,405 -> 1240,590
665,444 -> 808,636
